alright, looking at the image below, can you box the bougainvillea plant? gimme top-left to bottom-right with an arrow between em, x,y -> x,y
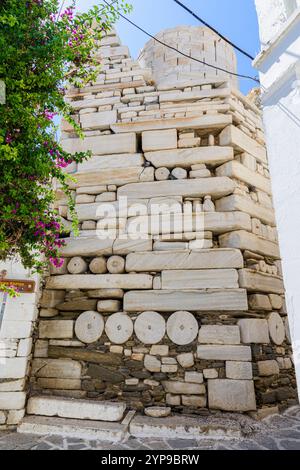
0,0 -> 131,284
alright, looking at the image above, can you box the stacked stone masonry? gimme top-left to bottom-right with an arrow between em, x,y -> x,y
1,26 -> 297,427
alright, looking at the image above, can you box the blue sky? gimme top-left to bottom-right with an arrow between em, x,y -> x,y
76,0 -> 261,94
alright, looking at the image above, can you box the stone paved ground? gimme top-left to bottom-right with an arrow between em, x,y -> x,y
0,407 -> 300,450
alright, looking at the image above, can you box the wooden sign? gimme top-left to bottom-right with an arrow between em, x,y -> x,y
0,279 -> 36,294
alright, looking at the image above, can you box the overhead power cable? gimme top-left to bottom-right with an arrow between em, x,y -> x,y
173,0 -> 255,61
103,1 -> 259,84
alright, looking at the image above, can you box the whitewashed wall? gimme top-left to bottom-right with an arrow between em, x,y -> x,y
0,260 -> 39,427
254,0 -> 300,397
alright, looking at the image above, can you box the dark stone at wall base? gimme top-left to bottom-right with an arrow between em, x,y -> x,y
260,391 -> 277,404
87,364 -> 124,383
276,387 -> 298,401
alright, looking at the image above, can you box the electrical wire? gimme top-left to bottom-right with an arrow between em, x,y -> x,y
102,1 -> 260,84
173,0 -> 255,61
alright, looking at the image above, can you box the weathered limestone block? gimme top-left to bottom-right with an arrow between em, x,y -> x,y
40,290 -> 65,308
46,274 -> 153,290
113,238 -> 153,255
27,396 -> 126,422
269,294 -> 283,310
118,177 -> 235,199
76,185 -> 107,195
126,249 -> 244,272
31,359 -> 82,379
39,321 -> 74,339
97,299 -> 121,313
216,161 -> 272,194
134,312 -> 166,344
159,87 -> 231,103
78,154 -> 144,172
177,353 -> 194,368
126,212 -> 251,236
145,407 -> 171,418
216,195 -> 275,226
105,313 -> 134,344
36,378 -> 81,390
145,146 -> 234,168
268,312 -> 285,345
87,289 -> 124,299
219,231 -> 281,259
72,167 -> 144,189
124,289 -> 248,312
239,269 -> 285,294
238,319 -> 270,344
75,312 -> 104,344
69,96 -> 121,111
80,110 -> 117,130
150,345 -> 169,356
144,355 -> 161,373
185,372 -> 204,384
197,345 -> 251,361
60,238 -> 113,257
0,358 -> 28,379
142,129 -> 177,151
257,360 -> 280,376
167,311 -> 198,345
48,347 -> 122,366
0,379 -> 26,392
208,379 -> 256,411
198,325 -> 240,345
226,361 -> 253,380
248,294 -> 272,311
61,133 -> 137,156
111,114 -> 233,134
162,381 -> 206,395
56,299 -> 97,312
219,125 -> 267,163
181,395 -> 207,408
161,269 -> 239,290
0,392 -> 26,410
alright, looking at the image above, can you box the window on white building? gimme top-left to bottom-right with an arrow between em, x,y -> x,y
284,0 -> 298,17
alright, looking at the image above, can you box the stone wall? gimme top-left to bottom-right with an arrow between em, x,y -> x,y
138,26 -> 238,88
24,26 -> 298,419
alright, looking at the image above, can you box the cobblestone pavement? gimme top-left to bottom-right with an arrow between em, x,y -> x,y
0,407 -> 300,450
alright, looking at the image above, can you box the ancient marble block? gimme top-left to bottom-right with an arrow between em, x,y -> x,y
219,125 -> 267,163
46,274 -> 153,290
198,325 -> 240,345
239,269 -> 285,294
225,361 -> 253,380
142,129 -> 177,151
39,321 -> 74,340
124,289 -> 248,312
219,231 -> 280,259
61,132 -> 137,156
161,269 -> 239,290
145,146 -> 234,168
208,379 -> 256,411
257,360 -> 280,376
126,249 -> 244,272
238,319 -> 270,344
197,345 -> 251,361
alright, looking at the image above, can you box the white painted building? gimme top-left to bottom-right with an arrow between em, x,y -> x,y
254,0 -> 300,395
